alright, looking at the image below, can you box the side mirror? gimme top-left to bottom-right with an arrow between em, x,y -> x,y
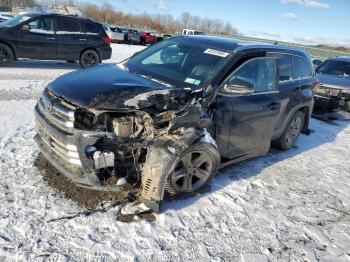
223,78 -> 254,95
21,24 -> 30,31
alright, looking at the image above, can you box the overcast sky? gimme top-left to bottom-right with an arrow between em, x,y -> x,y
83,0 -> 350,47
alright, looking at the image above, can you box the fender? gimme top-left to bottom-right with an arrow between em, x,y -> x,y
272,102 -> 312,140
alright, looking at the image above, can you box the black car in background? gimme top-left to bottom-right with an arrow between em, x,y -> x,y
34,35 -> 316,213
0,12 -> 112,68
314,56 -> 350,113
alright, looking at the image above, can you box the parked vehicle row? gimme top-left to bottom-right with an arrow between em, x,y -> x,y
103,24 -> 166,45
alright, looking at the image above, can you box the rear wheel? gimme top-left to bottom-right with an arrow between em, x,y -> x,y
167,143 -> 220,196
272,111 -> 304,150
0,43 -> 14,67
79,49 -> 100,68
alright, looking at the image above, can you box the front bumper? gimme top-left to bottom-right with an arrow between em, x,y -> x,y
313,89 -> 350,113
34,105 -> 124,191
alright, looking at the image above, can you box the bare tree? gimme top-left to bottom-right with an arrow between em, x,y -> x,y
78,2 -> 239,35
180,12 -> 191,28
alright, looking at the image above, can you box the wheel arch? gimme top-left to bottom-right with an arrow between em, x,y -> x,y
273,104 -> 312,141
0,40 -> 17,60
80,47 -> 101,62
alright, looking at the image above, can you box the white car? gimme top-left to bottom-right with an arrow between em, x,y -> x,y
102,24 -> 124,43
181,28 -> 204,35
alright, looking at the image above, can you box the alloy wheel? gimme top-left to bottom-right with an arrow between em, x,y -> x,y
285,115 -> 303,147
82,51 -> 99,67
170,150 -> 213,193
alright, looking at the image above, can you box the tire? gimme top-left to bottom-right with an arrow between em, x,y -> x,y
272,111 -> 305,150
79,49 -> 100,68
0,43 -> 15,67
140,39 -> 146,46
167,143 -> 220,196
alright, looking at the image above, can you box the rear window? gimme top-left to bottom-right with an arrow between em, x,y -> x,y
57,17 -> 83,34
293,56 -> 313,79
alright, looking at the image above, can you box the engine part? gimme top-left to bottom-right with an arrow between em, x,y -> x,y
112,117 -> 134,138
93,151 -> 115,169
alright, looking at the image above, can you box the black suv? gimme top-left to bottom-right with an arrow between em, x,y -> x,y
34,36 -> 316,213
0,12 -> 112,68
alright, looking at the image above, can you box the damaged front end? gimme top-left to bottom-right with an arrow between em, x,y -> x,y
34,85 -> 217,213
314,85 -> 350,113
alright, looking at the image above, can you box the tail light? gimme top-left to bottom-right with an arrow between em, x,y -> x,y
312,79 -> 320,90
102,36 -> 111,46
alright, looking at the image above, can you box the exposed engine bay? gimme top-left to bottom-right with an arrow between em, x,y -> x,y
34,85 -> 218,215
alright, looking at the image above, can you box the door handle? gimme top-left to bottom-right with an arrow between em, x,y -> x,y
79,38 -> 87,41
46,37 -> 55,40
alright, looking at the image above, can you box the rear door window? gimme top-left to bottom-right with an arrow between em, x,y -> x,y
293,56 -> 313,79
268,53 -> 293,82
57,17 -> 83,35
85,22 -> 100,36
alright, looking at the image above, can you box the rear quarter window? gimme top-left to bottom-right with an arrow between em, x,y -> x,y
57,17 -> 83,34
85,22 -> 100,36
293,56 -> 313,79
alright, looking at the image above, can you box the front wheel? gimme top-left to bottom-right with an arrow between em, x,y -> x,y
79,49 -> 100,68
272,111 -> 305,150
0,43 -> 15,67
167,143 -> 220,196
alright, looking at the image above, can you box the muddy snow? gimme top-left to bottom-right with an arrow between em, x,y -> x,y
0,44 -> 349,261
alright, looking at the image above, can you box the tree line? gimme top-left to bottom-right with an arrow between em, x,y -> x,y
80,3 -> 239,35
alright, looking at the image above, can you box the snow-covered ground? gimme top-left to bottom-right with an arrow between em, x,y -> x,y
0,44 -> 349,261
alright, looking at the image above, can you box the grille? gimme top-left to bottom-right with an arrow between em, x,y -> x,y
36,118 -> 82,167
37,89 -> 75,134
315,85 -> 341,98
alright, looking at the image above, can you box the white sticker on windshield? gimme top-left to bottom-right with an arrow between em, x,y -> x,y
204,49 -> 229,57
185,78 -> 201,85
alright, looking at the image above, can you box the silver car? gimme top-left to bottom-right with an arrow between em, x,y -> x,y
102,24 -> 124,43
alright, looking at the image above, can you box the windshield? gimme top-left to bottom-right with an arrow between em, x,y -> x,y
125,39 -> 232,89
316,59 -> 350,77
0,14 -> 32,27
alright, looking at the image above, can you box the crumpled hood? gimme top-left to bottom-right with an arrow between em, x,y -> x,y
48,64 -> 191,110
317,74 -> 350,91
